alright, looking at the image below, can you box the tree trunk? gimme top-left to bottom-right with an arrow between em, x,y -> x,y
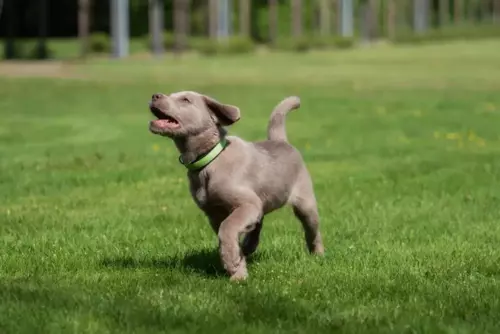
413,0 -> 429,34
331,0 -> 338,34
110,0 -> 130,58
268,0 -> 278,43
291,0 -> 302,37
368,0 -> 380,40
4,0 -> 16,59
217,0 -> 230,39
318,0 -> 331,36
386,0 -> 396,39
174,0 -> 188,54
186,0 -> 191,38
439,0 -> 449,26
339,0 -> 354,37
479,0 -> 489,21
36,0 -> 49,59
209,0 -> 218,39
360,1 -> 370,42
78,0 -> 91,58
454,0 -> 463,24
149,0 -> 164,55
239,0 -> 250,37
495,0 -> 500,22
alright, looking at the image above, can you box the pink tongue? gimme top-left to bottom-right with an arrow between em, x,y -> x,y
153,119 -> 173,127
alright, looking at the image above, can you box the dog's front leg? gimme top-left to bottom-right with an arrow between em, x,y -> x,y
218,203 -> 262,281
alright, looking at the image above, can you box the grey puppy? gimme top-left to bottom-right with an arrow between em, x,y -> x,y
148,91 -> 324,281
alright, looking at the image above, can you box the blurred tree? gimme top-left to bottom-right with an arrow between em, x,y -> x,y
454,0 -> 463,23
291,0 -> 302,37
339,0 -> 354,37
479,0 -> 489,21
209,0 -> 218,39
35,0 -> 49,59
368,0 -> 378,39
439,0 -> 449,26
359,0 -> 378,42
239,0 -> 250,36
268,0 -> 278,43
495,0 -> 500,22
318,0 -> 331,36
217,0 -> 230,39
386,0 -> 396,39
149,0 -> 164,55
174,0 -> 188,53
413,0 -> 429,34
78,0 -> 90,58
3,0 -> 16,59
331,0 -> 338,34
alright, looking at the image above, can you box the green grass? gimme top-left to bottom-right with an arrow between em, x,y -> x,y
1,40 -> 500,333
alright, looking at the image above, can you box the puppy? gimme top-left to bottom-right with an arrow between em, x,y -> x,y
148,91 -> 324,281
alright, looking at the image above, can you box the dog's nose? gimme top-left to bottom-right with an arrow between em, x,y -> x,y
152,93 -> 164,101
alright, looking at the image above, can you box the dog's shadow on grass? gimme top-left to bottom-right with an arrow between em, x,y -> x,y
101,248 -> 262,279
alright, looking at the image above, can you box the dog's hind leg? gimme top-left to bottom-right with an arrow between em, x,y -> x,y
241,219 -> 263,257
290,171 -> 325,255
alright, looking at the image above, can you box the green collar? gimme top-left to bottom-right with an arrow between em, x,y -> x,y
179,138 -> 229,171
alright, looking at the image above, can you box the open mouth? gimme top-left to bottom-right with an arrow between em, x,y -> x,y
149,106 -> 180,130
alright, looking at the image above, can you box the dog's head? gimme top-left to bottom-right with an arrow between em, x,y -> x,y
148,91 -> 241,138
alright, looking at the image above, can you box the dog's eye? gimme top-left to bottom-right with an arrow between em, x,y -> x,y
180,97 -> 190,103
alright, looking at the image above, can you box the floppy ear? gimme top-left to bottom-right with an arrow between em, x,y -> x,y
202,95 -> 241,126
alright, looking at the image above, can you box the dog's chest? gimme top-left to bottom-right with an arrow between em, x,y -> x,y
188,173 -> 227,211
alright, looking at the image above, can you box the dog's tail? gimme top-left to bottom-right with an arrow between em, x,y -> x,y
267,96 -> 301,142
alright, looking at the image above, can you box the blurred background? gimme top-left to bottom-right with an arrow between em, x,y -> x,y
1,0 -> 499,60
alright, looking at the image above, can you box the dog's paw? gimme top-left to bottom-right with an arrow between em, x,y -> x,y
229,266 -> 248,282
312,244 -> 325,256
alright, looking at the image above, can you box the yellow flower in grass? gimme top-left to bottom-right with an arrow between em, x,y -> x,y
152,144 -> 160,152
375,106 -> 386,115
446,132 -> 461,140
466,130 -> 486,147
467,130 -> 477,142
485,103 -> 496,112
397,134 -> 409,143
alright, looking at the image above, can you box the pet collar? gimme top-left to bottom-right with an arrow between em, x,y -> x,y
179,138 -> 228,171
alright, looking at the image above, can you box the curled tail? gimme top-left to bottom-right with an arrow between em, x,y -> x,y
267,96 -> 301,142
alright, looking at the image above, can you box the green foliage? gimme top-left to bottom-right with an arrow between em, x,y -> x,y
89,32 -> 110,53
392,23 -> 500,45
308,36 -> 356,50
144,33 -> 255,55
192,37 -> 256,56
334,36 -> 355,49
309,36 -> 332,50
273,36 -> 312,53
145,32 -> 175,51
2,40 -> 54,60
222,36 -> 256,54
190,38 -> 219,56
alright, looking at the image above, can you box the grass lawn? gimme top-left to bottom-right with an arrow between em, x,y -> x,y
1,40 -> 500,333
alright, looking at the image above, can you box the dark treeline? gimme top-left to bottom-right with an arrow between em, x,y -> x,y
0,0 -> 275,39
0,0 -> 497,40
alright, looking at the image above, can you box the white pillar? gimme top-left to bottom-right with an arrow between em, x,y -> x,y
217,0 -> 230,40
339,0 -> 353,37
111,0 -> 129,58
